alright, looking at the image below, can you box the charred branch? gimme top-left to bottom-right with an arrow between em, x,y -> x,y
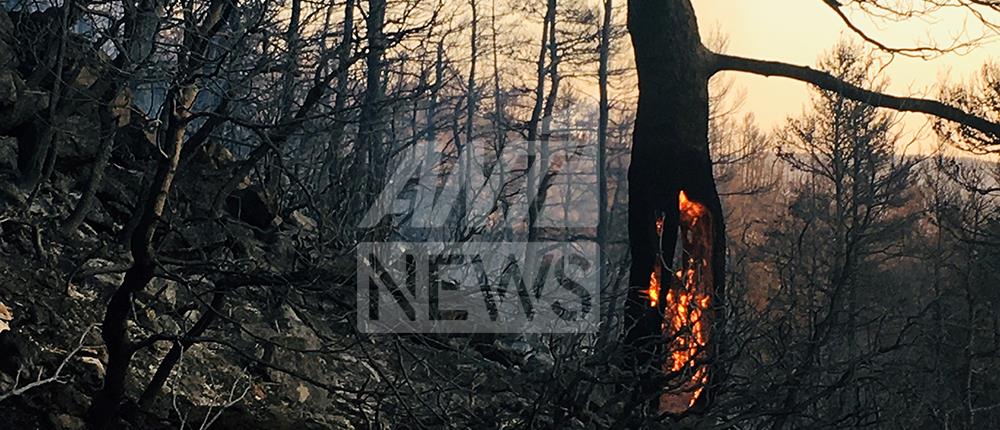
710,52 -> 1000,145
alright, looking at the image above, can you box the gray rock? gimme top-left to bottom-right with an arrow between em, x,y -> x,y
0,71 -> 18,106
0,10 -> 12,42
288,209 -> 317,232
0,137 -> 17,171
49,414 -> 85,430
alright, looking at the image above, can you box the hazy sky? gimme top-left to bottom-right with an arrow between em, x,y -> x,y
691,0 -> 1000,153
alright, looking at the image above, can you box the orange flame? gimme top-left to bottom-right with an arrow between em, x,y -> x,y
678,190 -> 708,220
645,215 -> 666,308
647,269 -> 660,308
649,190 -> 714,413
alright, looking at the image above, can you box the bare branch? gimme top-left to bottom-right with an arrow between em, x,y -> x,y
0,325 -> 96,403
710,52 -> 1000,146
821,0 -> 991,57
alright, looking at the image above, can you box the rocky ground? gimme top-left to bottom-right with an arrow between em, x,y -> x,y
0,7 -> 645,429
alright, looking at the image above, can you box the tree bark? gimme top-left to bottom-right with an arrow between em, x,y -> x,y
624,0 -> 725,413
597,0 -> 612,341
17,0 -> 73,192
526,0 -> 557,245
458,0 -> 478,233
137,292 -> 226,408
523,0 -> 555,249
319,0 -> 357,195
86,0 -> 233,425
86,84 -> 198,430
489,0 -> 506,157
358,0 -> 387,200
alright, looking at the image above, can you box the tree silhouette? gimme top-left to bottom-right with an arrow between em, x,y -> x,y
623,0 -> 1000,414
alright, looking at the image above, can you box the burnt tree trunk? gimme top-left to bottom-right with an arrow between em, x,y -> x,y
86,85 -> 196,430
623,0 -> 726,412
596,0 -> 612,341
86,0 -> 234,425
137,292 -> 227,408
319,0 -> 356,194
619,0 -> 1000,418
358,0 -> 387,200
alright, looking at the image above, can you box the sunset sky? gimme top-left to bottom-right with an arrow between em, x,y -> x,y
691,0 -> 1000,153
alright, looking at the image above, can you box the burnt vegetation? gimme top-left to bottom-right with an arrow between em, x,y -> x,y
0,0 -> 998,429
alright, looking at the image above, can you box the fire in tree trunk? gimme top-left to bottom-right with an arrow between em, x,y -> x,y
623,0 -> 726,416
644,191 -> 714,414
